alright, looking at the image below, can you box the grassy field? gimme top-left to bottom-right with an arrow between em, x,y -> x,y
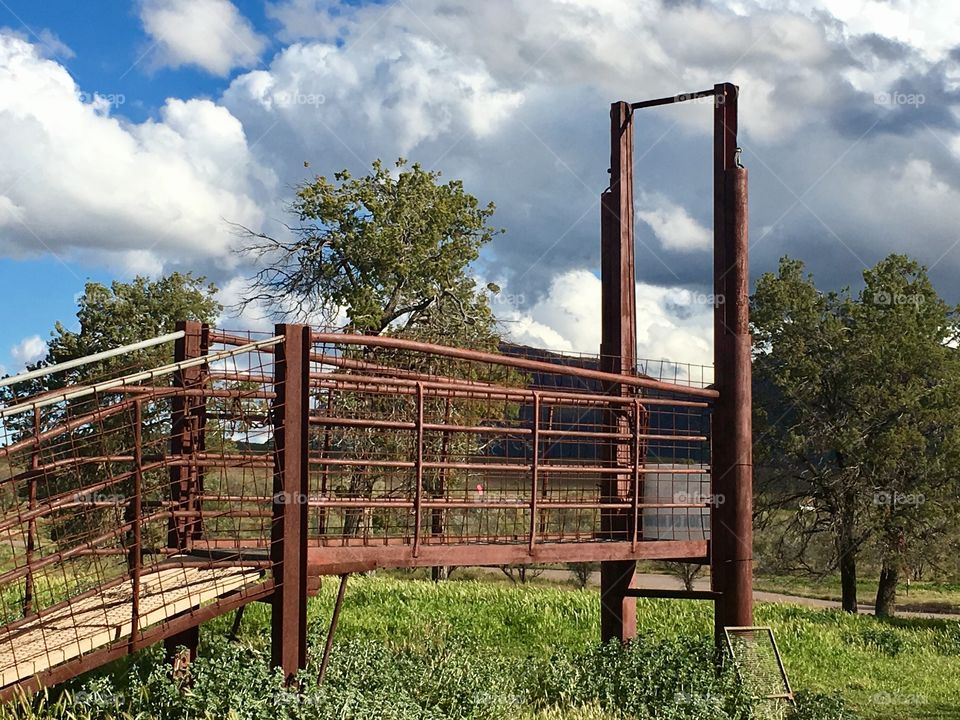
753,574 -> 960,615
4,575 -> 959,720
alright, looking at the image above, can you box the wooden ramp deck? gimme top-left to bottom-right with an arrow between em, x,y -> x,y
0,563 -> 263,688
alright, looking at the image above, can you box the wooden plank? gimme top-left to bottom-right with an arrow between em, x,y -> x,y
0,564 -> 261,688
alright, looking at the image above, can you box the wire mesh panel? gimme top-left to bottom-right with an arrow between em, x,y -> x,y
0,324 -> 719,690
199,330 -> 280,551
0,328 -> 276,690
724,626 -> 794,709
306,334 -> 716,570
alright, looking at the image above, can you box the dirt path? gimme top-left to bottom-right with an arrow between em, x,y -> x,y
464,567 -> 960,621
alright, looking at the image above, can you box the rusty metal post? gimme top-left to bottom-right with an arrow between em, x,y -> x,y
129,400 -> 143,653
431,397 -> 452,580
271,323 -> 311,684
631,398 -> 641,552
537,406 -> 554,539
529,392 -> 541,552
167,321 -> 208,552
711,83 -> 754,644
318,389 -> 334,536
599,100 -> 638,643
317,573 -> 349,685
164,320 -> 206,668
412,382 -> 425,558
23,408 -> 39,616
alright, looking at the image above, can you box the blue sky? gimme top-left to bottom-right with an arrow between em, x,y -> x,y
0,1 -> 277,374
0,0 -> 958,376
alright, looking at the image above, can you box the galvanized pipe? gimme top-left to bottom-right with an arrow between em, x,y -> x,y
0,331 -> 185,388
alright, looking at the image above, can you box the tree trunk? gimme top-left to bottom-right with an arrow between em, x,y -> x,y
838,509 -> 859,613
875,557 -> 899,618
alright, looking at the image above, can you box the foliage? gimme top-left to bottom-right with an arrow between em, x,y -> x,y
751,254 -> 960,615
238,159 -> 520,543
240,157 -> 502,342
7,576 -> 954,719
657,562 -> 706,592
567,562 -> 599,589
0,274 -> 221,553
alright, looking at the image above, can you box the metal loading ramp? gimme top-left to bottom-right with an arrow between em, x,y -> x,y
0,564 -> 263,689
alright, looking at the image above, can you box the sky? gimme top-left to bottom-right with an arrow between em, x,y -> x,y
0,0 -> 958,377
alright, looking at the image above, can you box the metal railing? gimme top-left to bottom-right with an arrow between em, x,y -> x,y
0,323 -> 717,694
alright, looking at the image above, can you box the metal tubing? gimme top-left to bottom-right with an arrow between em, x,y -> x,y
629,89 -> 716,110
0,331 -> 185,388
129,400 -> 143,652
317,574 -> 349,685
309,372 -> 711,407
529,393 -> 541,552
309,332 -> 715,399
0,335 -> 282,419
270,323 -> 310,684
167,321 -> 203,555
711,82 -> 754,644
23,408 -> 39,615
412,383 -> 425,557
631,399 -> 641,552
599,99 -> 637,643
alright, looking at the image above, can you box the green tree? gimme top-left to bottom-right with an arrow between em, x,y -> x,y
239,157 -> 501,347
44,274 -> 222,368
853,257 -> 960,615
752,255 -> 960,615
1,274 -> 221,550
752,257 -> 867,612
237,159 -> 516,551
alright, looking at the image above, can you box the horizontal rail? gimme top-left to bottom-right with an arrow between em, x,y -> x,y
0,335 -> 283,419
306,414 -> 707,443
310,332 -> 718,399
307,456 -> 709,474
207,368 -> 710,409
0,331 -> 186,389
192,496 -> 710,510
623,588 -> 721,600
630,89 -> 716,110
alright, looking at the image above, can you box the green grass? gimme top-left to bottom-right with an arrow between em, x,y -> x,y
5,575 -> 960,719
754,573 -> 960,615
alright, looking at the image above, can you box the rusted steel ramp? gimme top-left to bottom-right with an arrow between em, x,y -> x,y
0,321 -> 722,694
0,561 -> 267,691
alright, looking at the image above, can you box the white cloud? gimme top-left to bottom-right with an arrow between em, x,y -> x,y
224,36 -> 524,156
10,335 -> 47,368
638,194 -> 711,253
2,0 -> 960,349
0,33 -> 273,270
140,0 -> 267,76
496,269 -> 713,368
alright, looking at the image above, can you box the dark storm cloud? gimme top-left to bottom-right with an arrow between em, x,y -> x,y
215,0 -> 960,313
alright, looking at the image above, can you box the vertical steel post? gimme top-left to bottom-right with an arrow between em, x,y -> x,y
538,406 -> 554,539
711,83 -> 754,644
431,397 -> 452,580
318,389 -> 334,536
271,323 -> 311,684
129,400 -> 143,653
164,320 -> 206,669
412,382 -> 425,558
167,320 -> 207,552
599,100 -> 638,643
529,392 -> 541,552
23,408 -> 39,616
631,398 -> 642,552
